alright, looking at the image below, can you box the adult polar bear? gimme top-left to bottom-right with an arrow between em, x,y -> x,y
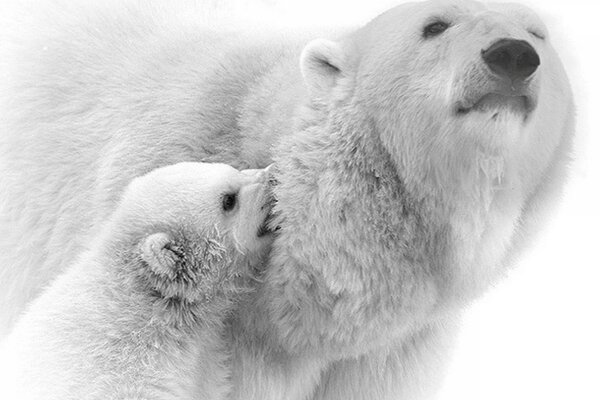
0,0 -> 573,399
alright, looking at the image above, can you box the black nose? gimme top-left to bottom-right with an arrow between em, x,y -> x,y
481,39 -> 540,81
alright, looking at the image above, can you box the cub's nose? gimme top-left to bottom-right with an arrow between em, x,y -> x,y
241,164 -> 274,185
481,38 -> 540,81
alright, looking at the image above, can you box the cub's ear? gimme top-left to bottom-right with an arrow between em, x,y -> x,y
140,232 -> 183,279
300,39 -> 348,96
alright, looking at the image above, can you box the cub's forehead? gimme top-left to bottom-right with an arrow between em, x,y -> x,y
147,162 -> 240,183
126,162 -> 245,204
142,162 -> 243,188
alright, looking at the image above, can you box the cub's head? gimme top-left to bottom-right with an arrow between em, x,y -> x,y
108,162 -> 274,302
301,0 -> 573,197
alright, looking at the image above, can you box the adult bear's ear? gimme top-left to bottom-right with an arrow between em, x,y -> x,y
140,232 -> 184,279
300,39 -> 349,97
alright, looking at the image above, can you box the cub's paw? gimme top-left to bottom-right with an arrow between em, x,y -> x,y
139,230 -> 237,302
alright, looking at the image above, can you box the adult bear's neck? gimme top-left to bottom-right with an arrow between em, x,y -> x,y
253,103 -> 443,357
255,94 -> 524,356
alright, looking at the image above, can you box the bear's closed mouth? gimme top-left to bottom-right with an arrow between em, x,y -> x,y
257,191 -> 279,237
257,215 -> 271,237
456,93 -> 532,116
257,210 -> 279,237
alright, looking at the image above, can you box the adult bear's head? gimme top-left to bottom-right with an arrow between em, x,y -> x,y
267,0 -> 574,355
300,0 -> 572,199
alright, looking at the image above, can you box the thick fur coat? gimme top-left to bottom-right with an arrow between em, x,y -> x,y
0,162 -> 274,399
0,0 -> 574,398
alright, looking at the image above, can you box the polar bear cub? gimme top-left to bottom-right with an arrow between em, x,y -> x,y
0,162 -> 274,400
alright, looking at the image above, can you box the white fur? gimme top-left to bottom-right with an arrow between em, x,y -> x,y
0,0 -> 574,399
0,162 -> 273,399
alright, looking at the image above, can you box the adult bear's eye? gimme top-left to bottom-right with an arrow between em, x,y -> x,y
222,192 -> 237,212
528,29 -> 545,40
422,21 -> 450,38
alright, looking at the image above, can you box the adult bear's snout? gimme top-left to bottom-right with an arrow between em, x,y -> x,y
481,38 -> 540,81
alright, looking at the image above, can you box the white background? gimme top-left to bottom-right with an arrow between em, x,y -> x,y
6,0 -> 598,398
254,0 -> 599,399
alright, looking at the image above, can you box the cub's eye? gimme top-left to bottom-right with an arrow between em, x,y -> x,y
423,21 -> 450,38
222,192 -> 237,212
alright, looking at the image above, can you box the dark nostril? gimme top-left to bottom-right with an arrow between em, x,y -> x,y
481,38 -> 540,81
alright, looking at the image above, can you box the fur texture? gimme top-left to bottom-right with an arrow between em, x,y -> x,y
0,0 -> 574,399
0,162 -> 274,399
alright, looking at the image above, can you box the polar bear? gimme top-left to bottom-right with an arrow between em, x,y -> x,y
0,0 -> 574,399
0,162 -> 274,400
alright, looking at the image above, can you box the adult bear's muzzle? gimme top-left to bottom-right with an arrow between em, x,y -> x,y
481,38 -> 540,81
